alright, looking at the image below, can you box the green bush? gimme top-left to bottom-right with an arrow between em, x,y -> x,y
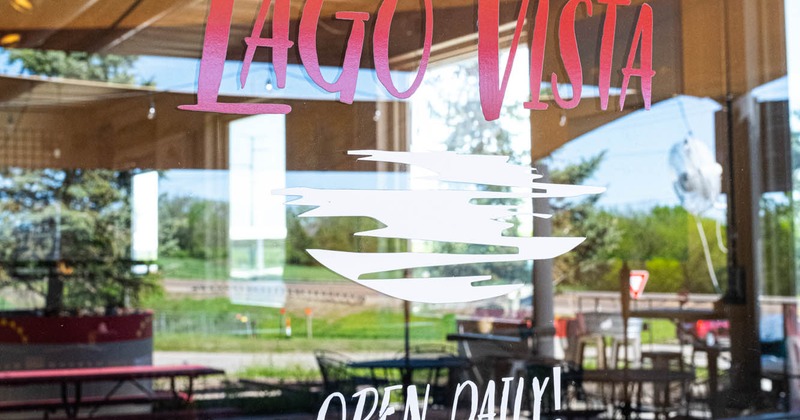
644,258 -> 684,293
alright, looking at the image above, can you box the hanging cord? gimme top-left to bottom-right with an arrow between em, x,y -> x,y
716,218 -> 728,254
677,96 -> 695,138
680,95 -> 725,291
694,215 -> 722,294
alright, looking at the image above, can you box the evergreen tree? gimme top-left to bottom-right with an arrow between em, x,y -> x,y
0,50 -> 157,313
0,169 -> 159,313
550,152 -> 621,288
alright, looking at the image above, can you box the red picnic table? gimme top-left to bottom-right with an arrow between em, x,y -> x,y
0,364 -> 225,418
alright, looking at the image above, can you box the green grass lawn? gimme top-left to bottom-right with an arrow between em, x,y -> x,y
145,295 -> 274,314
313,310 -> 455,340
237,364 -> 321,382
158,257 -> 229,280
641,319 -> 679,344
282,264 -> 345,281
157,256 -> 344,282
146,295 -> 676,354
146,296 -> 455,352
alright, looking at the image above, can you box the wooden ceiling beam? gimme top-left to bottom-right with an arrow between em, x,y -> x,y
11,0 -> 103,48
97,1 -> 195,54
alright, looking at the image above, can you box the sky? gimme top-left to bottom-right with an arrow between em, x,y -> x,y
133,55 -> 412,102
549,95 -> 723,213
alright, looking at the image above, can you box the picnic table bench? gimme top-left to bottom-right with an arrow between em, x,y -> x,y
0,364 -> 224,418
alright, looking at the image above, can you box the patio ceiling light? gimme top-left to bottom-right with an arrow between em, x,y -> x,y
8,0 -> 33,13
0,33 -> 21,47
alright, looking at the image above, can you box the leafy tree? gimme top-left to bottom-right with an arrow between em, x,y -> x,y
285,210 -> 314,266
595,205 -> 727,294
550,152 -> 621,288
424,60 -> 530,283
285,210 -> 386,266
7,49 -> 150,85
433,62 -> 523,160
614,206 -> 691,262
186,200 -> 228,259
158,195 -> 228,260
760,194 -> 796,296
685,216 -> 728,293
158,195 -> 193,258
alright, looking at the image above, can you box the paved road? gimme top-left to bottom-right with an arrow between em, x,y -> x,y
154,342 -> 720,374
153,350 -> 397,373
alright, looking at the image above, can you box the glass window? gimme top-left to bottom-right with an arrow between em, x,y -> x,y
0,0 -> 797,418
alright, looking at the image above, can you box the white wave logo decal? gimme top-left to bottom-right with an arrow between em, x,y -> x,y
274,150 -> 604,304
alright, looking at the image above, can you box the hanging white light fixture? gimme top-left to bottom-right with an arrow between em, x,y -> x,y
147,97 -> 156,120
